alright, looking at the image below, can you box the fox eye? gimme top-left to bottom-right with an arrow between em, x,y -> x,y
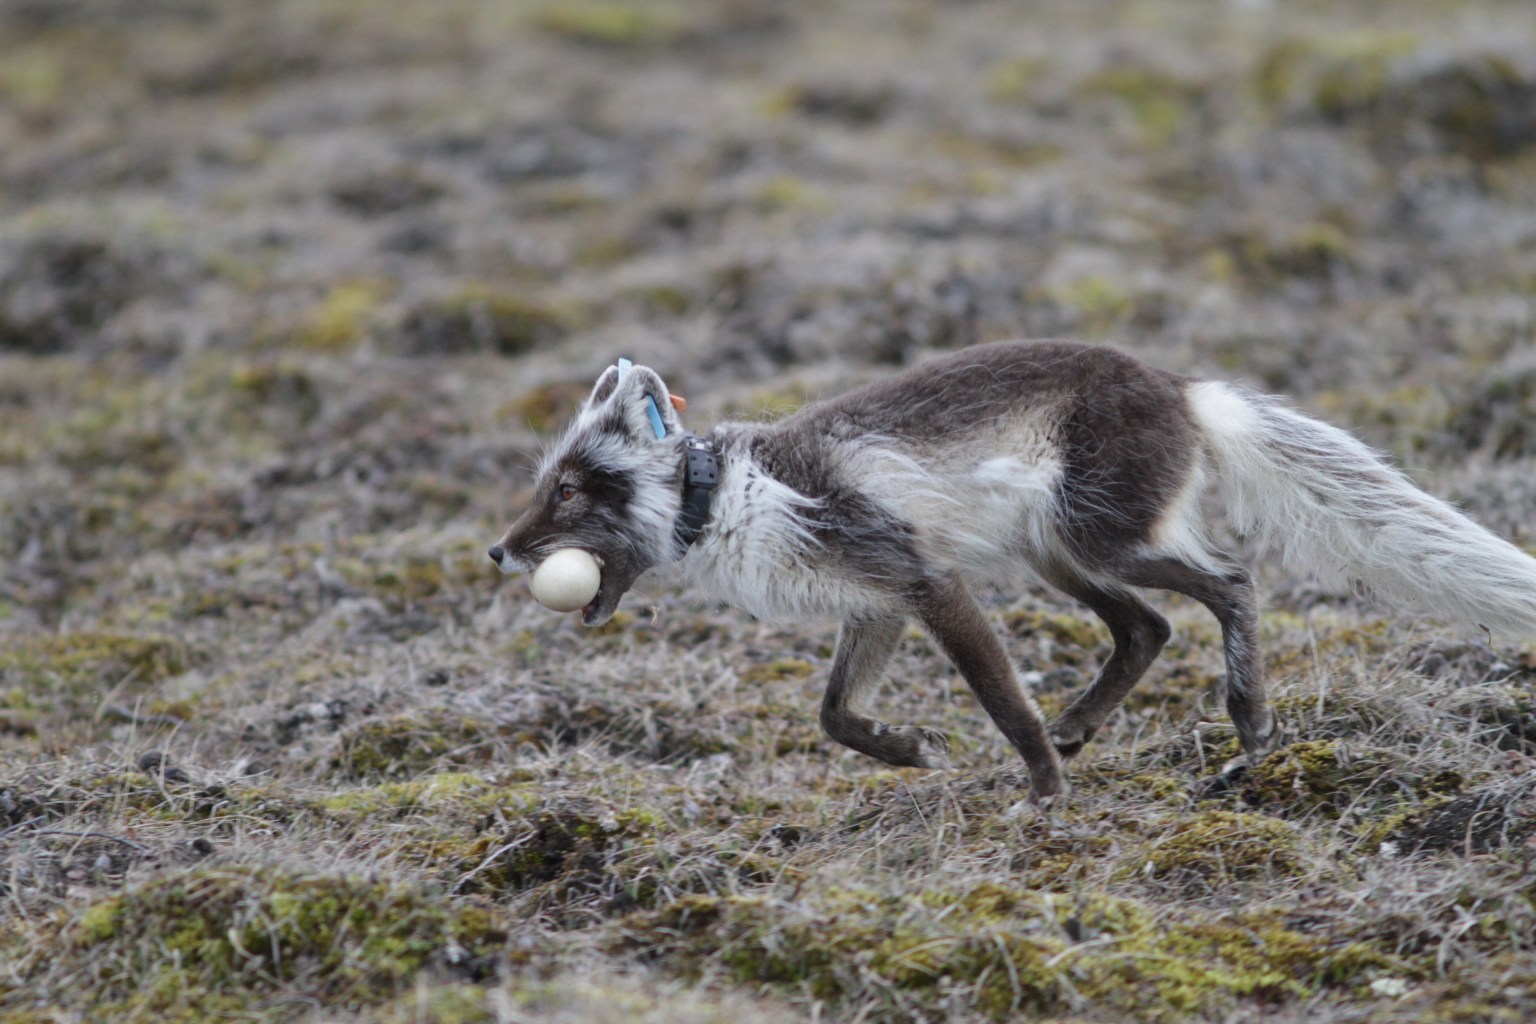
557,482 -> 578,502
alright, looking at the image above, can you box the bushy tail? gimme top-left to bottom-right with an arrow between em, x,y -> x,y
1188,380 -> 1536,637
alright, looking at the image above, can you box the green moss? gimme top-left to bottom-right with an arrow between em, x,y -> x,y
330,712 -> 490,781
451,801 -> 660,898
1263,618 -> 1392,679
1078,65 -> 1202,147
1442,360 -> 1536,460
619,880 -> 1396,1021
75,900 -> 123,944
530,2 -> 688,48
739,657 -> 815,686
395,286 -> 571,357
501,379 -> 589,433
1004,609 -> 1105,665
0,43 -> 69,107
751,175 -> 827,214
1222,222 -> 1355,286
1253,32 -> 1418,114
1239,740 -> 1450,819
0,633 -> 189,727
1407,55 -> 1536,161
317,772 -> 508,816
1137,810 -> 1312,886
379,983 -> 495,1024
617,282 -> 693,318
226,360 -> 322,430
336,553 -> 459,607
26,866 -> 506,1022
985,57 -> 1050,104
296,279 -> 387,351
1248,738 -> 1348,796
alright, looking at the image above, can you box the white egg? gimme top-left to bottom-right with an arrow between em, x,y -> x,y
529,549 -> 602,612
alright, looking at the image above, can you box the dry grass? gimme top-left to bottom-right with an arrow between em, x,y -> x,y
4,0 -> 1536,1021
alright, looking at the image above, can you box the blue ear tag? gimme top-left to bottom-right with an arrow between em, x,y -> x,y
615,357 -> 668,440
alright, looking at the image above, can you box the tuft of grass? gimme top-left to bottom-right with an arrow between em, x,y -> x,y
8,865 -> 506,1023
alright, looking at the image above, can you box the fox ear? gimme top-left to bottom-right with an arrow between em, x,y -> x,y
585,365 -> 621,410
613,365 -> 682,442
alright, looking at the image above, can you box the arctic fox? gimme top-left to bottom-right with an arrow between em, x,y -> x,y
488,341 -> 1536,804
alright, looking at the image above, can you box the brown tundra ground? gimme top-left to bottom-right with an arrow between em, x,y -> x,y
3,1 -> 1536,1021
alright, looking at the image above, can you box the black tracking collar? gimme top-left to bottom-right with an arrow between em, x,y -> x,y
674,434 -> 720,552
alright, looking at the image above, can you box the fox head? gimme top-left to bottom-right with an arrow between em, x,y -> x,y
488,361 -> 688,626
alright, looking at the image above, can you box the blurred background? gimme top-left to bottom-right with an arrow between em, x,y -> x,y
4,0 -> 1536,622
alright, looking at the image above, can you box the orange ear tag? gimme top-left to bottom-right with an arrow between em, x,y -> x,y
669,395 -> 688,412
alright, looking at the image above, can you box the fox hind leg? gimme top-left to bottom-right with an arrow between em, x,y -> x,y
1046,577 -> 1171,758
820,616 -> 952,770
1120,554 -> 1278,764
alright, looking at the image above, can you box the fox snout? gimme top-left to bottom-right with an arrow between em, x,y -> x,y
487,544 -> 515,574
487,531 -> 527,575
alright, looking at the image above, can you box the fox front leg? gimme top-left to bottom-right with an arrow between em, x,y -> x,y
819,616 -> 952,770
914,574 -> 1068,805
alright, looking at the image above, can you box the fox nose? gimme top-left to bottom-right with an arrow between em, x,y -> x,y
488,545 -> 505,565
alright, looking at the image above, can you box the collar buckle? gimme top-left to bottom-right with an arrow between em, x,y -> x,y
675,434 -> 719,552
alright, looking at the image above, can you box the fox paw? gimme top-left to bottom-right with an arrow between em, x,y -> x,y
887,725 -> 952,770
1047,718 -> 1097,759
1028,769 -> 1071,811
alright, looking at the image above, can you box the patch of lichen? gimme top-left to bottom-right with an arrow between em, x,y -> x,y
328,551 -> 469,609
449,800 -> 663,901
329,711 -> 493,781
1300,46 -> 1536,161
1253,31 -> 1419,116
1441,359 -> 1536,460
738,657 -> 815,686
294,279 -> 388,351
530,2 -> 690,48
0,633 -> 189,727
1004,609 -> 1106,666
1240,740 -> 1456,820
1262,618 -> 1393,679
502,379 -> 590,433
618,879 -> 1396,1021
11,865 -> 507,1023
1078,64 -> 1204,148
1135,810 -> 1316,890
1311,384 -> 1453,462
316,772 -> 523,817
1215,221 -> 1356,289
394,286 -> 573,357
376,983 -> 497,1024
223,359 -> 323,432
